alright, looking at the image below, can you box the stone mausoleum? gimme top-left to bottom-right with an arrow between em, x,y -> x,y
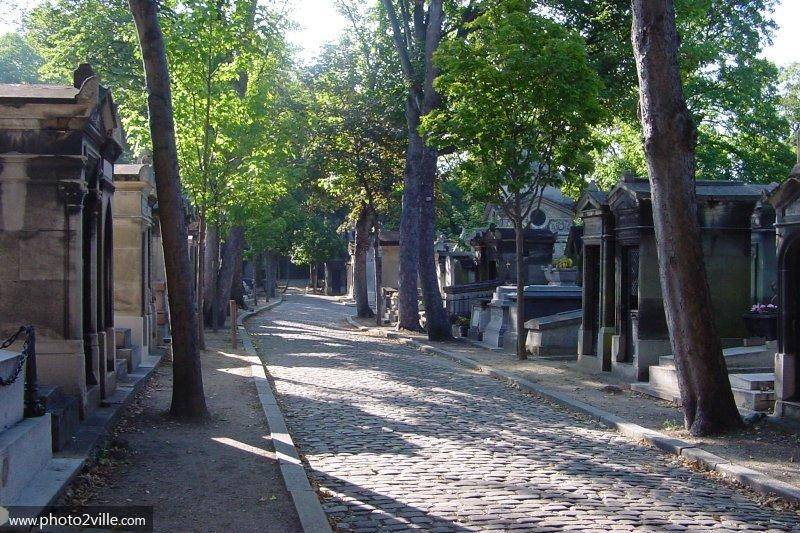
113,163 -> 167,370
770,164 -> 800,420
0,66 -> 122,442
486,186 -> 575,258
577,175 -> 770,382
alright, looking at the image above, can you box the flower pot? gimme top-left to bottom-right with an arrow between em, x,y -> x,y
742,312 -> 777,341
543,267 -> 579,286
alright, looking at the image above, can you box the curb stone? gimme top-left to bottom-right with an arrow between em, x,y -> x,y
344,315 -> 800,505
241,299 -> 333,533
238,296 -> 284,326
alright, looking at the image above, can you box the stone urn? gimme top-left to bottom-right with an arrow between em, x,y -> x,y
742,312 -> 778,341
543,267 -> 580,286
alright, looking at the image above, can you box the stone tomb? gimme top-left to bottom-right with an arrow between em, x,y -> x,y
576,185 -> 616,372
582,176 -> 768,381
113,164 -> 162,370
485,186 -> 576,258
0,67 -> 122,431
770,164 -> 800,420
363,230 -> 400,311
482,284 -> 582,349
468,226 -> 556,285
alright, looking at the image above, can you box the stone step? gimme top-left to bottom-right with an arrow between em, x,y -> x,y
648,365 -> 679,391
632,380 -> 775,412
114,327 -> 132,349
733,388 -> 775,412
0,413 -> 53,505
40,387 -> 81,453
658,344 -> 774,370
728,372 -> 775,391
115,346 -> 141,374
11,457 -> 84,509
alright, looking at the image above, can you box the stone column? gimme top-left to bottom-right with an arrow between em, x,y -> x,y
596,233 -> 615,370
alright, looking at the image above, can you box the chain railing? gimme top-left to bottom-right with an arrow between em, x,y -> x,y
0,326 -> 45,417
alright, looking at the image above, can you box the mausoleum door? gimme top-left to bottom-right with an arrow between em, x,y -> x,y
82,195 -> 99,387
780,237 -> 800,398
583,245 -> 601,355
103,207 -> 115,344
619,245 -> 640,363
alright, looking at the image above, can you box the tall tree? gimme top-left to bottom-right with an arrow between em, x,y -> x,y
308,4 -> 405,320
781,63 -> 800,159
129,0 -> 208,419
552,0 -> 793,184
631,0 -> 742,435
423,0 -> 602,359
0,32 -> 43,83
379,0 -> 453,339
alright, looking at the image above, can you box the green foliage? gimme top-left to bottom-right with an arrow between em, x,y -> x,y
589,119 -> 647,191
24,0 -> 306,253
25,0 -> 147,154
290,215 -> 346,266
552,256 -> 574,269
436,178 -> 486,238
781,63 -> 800,154
552,0 -> 794,183
307,2 -> 406,229
0,32 -> 43,83
423,0 -> 602,209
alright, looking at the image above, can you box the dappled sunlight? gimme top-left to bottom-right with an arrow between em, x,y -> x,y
246,294 -> 800,531
216,366 -> 252,377
212,437 -> 277,461
215,350 -> 261,364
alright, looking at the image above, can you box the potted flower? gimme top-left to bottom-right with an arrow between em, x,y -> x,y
742,303 -> 778,341
543,257 -> 579,286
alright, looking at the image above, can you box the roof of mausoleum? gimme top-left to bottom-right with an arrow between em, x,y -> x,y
609,178 -> 773,207
769,165 -> 800,210
0,65 -> 124,160
576,182 -> 608,213
467,226 -> 555,246
0,84 -> 80,101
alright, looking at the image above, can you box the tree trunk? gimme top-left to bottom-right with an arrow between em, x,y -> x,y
212,225 -> 245,328
396,97 -> 423,331
354,205 -> 374,318
231,251 -> 246,309
631,0 -> 742,435
514,201 -> 526,360
418,139 -> 451,341
129,0 -> 207,419
202,224 -> 219,327
265,250 -> 273,301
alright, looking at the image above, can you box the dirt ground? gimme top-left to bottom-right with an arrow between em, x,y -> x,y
352,314 -> 800,489
61,328 -> 302,533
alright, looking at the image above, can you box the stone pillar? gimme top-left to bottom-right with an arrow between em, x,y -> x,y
596,234 -> 616,370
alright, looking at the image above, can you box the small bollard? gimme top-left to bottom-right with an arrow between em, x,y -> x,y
230,300 -> 238,349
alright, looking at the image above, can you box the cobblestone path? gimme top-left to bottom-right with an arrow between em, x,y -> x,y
248,294 -> 800,532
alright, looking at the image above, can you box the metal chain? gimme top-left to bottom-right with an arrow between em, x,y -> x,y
0,326 -> 33,387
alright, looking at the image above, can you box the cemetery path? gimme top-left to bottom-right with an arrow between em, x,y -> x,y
248,292 -> 800,533
62,328 -> 303,533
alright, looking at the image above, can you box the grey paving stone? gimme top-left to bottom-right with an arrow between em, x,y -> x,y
249,295 -> 800,533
